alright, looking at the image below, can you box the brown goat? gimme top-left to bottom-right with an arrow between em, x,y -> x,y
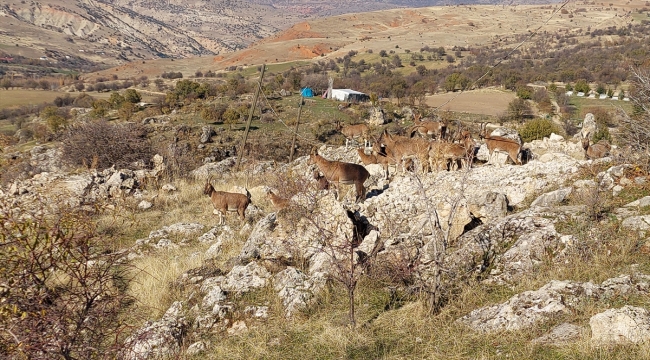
336,121 -> 370,148
312,169 -> 330,190
203,177 -> 251,224
429,132 -> 476,171
356,147 -> 391,179
266,189 -> 290,211
409,113 -> 446,140
479,123 -> 522,165
378,129 -> 431,173
581,134 -> 611,160
308,152 -> 370,202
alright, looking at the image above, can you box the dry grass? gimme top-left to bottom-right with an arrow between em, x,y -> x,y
0,89 -> 63,109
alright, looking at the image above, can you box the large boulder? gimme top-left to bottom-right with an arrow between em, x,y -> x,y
580,113 -> 597,139
590,306 -> 650,345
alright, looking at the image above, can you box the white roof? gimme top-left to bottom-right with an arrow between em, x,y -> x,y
331,89 -> 367,95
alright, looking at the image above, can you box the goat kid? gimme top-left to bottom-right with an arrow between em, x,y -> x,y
356,147 -> 391,179
203,176 -> 251,225
312,169 -> 330,190
309,152 -> 370,202
266,189 -> 290,211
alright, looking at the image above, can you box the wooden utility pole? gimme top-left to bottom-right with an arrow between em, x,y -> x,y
288,96 -> 304,163
235,65 -> 266,171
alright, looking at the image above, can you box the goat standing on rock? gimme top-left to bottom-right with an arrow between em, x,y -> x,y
203,176 -> 251,225
309,152 -> 370,202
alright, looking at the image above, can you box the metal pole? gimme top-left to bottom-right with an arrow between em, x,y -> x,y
288,95 -> 304,163
235,65 -> 266,171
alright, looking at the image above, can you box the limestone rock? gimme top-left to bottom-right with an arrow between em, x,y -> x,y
530,187 -> 572,208
367,107 -> 386,126
221,262 -> 271,293
621,215 -> 650,231
581,113 -> 597,139
274,267 -> 324,317
531,323 -> 584,345
123,302 -> 187,360
138,200 -> 153,210
590,306 -> 650,345
200,126 -> 215,143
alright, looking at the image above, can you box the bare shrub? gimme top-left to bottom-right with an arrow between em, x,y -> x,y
61,121 -> 153,170
0,198 -> 133,358
619,67 -> 650,170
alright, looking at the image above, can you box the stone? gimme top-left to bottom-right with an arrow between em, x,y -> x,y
138,200 -> 153,210
221,262 -> 271,293
624,196 -> 650,209
367,107 -> 386,126
548,133 -> 564,142
200,126 -> 215,143
590,306 -> 650,345
531,323 -> 584,345
123,302 -> 187,360
581,113 -> 597,139
202,286 -> 226,310
227,320 -> 248,335
186,341 -> 207,356
161,183 -> 177,192
273,267 -> 324,317
621,216 -> 650,231
530,187 -> 572,208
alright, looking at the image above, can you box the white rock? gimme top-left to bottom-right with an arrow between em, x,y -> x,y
590,306 -> 650,345
138,200 -> 153,210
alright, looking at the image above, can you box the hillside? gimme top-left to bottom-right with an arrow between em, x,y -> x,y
90,0 -> 643,80
0,0 -> 405,67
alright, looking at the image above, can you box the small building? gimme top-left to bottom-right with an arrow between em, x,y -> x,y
576,92 -> 585,97
329,89 -> 369,102
599,94 -> 607,100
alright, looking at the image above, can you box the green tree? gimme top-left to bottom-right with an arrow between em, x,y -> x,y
222,107 -> 240,130
519,118 -> 561,142
108,92 -> 125,109
47,115 -> 67,132
118,102 -> 136,121
90,99 -> 110,119
574,79 -> 591,93
516,86 -> 532,100
124,88 -> 142,103
595,83 -> 606,95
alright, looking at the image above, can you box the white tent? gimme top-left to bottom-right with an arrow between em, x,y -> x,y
329,89 -> 369,102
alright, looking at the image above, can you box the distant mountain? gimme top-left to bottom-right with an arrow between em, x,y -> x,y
0,0 -> 560,66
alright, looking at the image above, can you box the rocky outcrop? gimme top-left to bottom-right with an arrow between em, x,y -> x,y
123,302 -> 187,360
458,274 -> 650,333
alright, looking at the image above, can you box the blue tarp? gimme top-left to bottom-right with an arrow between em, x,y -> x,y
301,87 -> 314,97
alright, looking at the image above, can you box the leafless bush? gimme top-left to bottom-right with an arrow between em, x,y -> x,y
0,198 -> 133,359
61,121 -> 153,170
619,66 -> 650,170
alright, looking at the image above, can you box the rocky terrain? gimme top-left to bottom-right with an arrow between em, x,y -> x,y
3,105 -> 650,358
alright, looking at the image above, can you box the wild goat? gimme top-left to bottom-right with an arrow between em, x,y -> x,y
428,131 -> 476,171
581,133 -> 611,160
409,113 -> 446,140
479,123 -> 522,165
356,147 -> 391,179
312,169 -> 330,190
336,121 -> 370,148
266,189 -> 290,211
309,152 -> 370,202
203,176 -> 251,225
378,129 -> 431,173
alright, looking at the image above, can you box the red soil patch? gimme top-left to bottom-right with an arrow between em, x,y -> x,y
213,55 -> 225,62
265,22 -> 323,43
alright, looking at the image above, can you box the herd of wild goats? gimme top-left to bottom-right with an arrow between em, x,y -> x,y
204,114 -> 612,223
